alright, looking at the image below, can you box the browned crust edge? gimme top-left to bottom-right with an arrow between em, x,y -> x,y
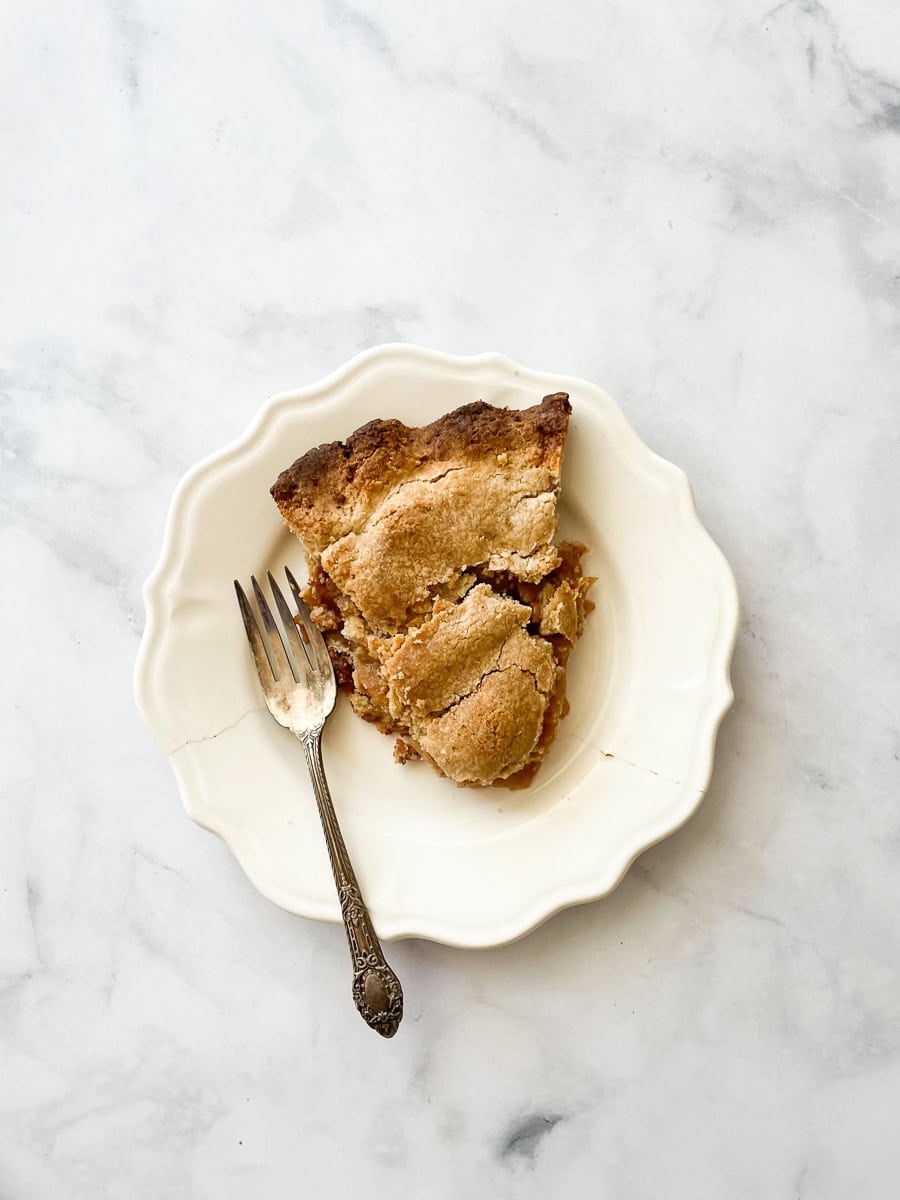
270,392 -> 571,551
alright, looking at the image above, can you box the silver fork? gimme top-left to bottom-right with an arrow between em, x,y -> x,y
234,567 -> 403,1038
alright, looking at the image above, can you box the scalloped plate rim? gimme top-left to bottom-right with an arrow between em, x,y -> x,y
134,343 -> 739,948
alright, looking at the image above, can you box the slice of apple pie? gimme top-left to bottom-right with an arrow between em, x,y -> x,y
271,392 -> 593,787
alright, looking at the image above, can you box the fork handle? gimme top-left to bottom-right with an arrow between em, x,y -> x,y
299,731 -> 404,1038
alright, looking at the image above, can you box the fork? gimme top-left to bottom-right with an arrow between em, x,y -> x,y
234,567 -> 403,1038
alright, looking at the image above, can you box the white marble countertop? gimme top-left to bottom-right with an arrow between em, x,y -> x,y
2,1 -> 899,1196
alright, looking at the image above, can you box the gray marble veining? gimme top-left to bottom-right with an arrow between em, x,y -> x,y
1,0 -> 899,1196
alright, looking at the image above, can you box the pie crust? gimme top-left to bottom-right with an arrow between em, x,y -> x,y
272,393 -> 593,786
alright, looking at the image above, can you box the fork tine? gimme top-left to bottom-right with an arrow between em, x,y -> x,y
284,565 -> 306,617
251,575 -> 294,682
234,580 -> 274,686
267,570 -> 312,681
284,566 -> 334,678
285,566 -> 309,624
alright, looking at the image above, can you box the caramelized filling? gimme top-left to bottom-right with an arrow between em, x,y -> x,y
303,542 -> 593,788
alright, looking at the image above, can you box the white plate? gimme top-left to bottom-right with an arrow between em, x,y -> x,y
134,345 -> 738,948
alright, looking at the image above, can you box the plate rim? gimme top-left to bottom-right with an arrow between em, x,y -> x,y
134,343 -> 739,947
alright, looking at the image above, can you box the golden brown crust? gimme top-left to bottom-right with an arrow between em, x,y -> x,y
271,393 -> 571,553
271,392 -> 593,787
418,668 -> 550,786
367,584 -> 560,785
272,393 -> 572,633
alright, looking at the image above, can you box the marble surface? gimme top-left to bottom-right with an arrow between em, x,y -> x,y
1,0 -> 899,1195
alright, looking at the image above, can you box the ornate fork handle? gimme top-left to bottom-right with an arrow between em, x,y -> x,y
299,730 -> 403,1037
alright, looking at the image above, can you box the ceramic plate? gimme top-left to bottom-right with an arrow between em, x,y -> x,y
134,345 -> 738,947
